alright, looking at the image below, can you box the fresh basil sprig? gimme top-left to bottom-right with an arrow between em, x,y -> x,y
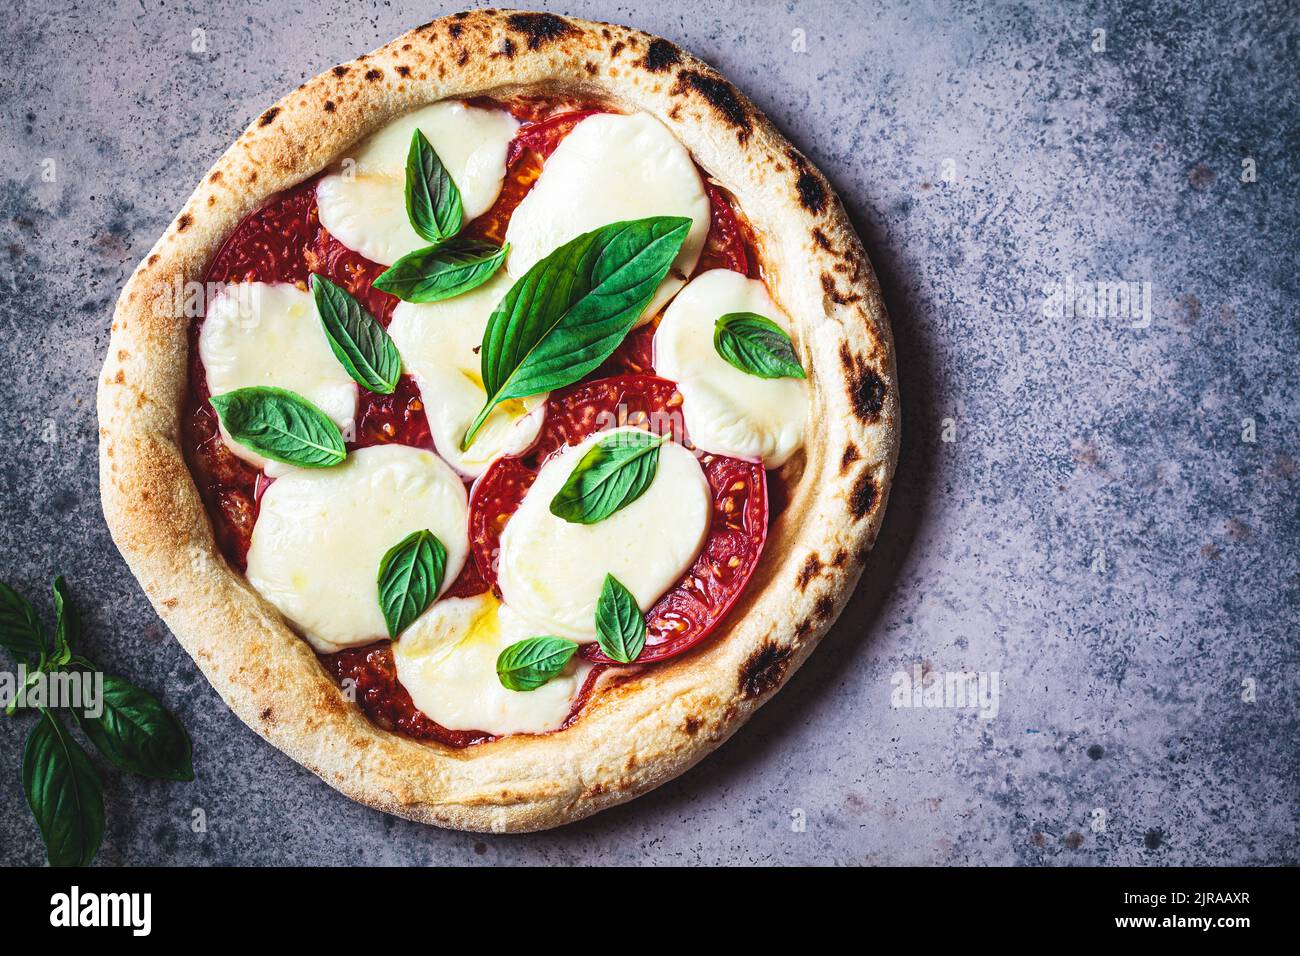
713,312 -> 806,380
406,129 -> 463,243
209,386 -> 346,468
594,574 -> 646,664
24,708 -> 104,868
3,576 -> 194,867
496,636 -> 579,691
550,430 -> 666,525
49,576 -> 76,668
464,216 -> 692,450
378,530 -> 447,639
73,672 -> 194,782
374,239 -> 509,303
311,274 -> 401,394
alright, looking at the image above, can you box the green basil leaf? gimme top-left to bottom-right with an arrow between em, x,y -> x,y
496,636 -> 579,691
23,708 -> 104,867
74,672 -> 194,782
406,129 -> 462,243
713,312 -> 806,380
0,581 -> 46,659
311,274 -> 401,394
373,239 -> 509,303
209,386 -> 346,468
550,430 -> 666,524
594,574 -> 646,664
378,530 -> 447,639
50,576 -> 78,667
463,216 -> 692,450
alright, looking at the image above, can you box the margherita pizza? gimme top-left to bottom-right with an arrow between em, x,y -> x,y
97,9 -> 898,831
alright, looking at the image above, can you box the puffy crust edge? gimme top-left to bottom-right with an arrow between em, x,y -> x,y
96,9 -> 899,832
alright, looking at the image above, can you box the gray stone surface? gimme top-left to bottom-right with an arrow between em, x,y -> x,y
0,0 -> 1295,866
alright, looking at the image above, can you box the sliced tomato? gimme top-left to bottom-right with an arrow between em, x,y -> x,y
595,321 -> 658,377
697,181 -> 752,277
206,178 -> 318,285
461,108 -> 606,247
305,225 -> 398,327
505,108 -> 603,166
468,375 -> 767,664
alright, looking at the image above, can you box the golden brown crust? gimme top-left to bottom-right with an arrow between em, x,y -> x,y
96,9 -> 899,832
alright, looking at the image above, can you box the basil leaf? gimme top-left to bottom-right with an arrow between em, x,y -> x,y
0,581 -> 46,659
594,574 -> 646,664
406,129 -> 462,243
713,312 -> 806,380
463,216 -> 692,450
209,386 -> 346,468
74,672 -> 194,782
550,430 -> 666,524
23,708 -> 104,868
373,239 -> 509,303
496,636 -> 578,691
311,274 -> 401,394
50,575 -> 78,667
378,530 -> 447,639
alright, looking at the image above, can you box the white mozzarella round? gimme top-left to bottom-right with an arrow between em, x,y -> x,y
497,426 -> 711,642
246,445 -> 470,653
198,282 -> 358,475
393,592 -> 592,737
503,112 -> 711,324
387,271 -> 545,477
316,101 -> 520,265
654,269 -> 807,467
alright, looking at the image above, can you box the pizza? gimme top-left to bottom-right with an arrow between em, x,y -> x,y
97,9 -> 898,831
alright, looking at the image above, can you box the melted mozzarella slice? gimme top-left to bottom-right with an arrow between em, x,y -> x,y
246,445 -> 469,653
497,426 -> 711,641
654,269 -> 807,467
198,282 -> 358,475
387,271 -> 545,477
316,101 -> 519,265
393,591 -> 592,736
503,112 -> 710,323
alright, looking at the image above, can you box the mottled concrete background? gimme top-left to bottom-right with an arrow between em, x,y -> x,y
0,0 -> 1295,866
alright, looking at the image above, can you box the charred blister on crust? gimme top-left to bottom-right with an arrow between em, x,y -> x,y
332,65 -> 349,77
840,442 -> 860,472
258,107 -> 281,127
681,715 -> 702,736
644,38 -> 681,72
850,470 -> 878,520
796,552 -> 823,591
672,70 -> 752,143
838,342 -> 887,422
364,68 -> 384,81
176,214 -> 192,232
812,227 -> 835,252
820,271 -> 860,305
506,12 -> 576,50
796,171 -> 827,213
740,644 -> 793,698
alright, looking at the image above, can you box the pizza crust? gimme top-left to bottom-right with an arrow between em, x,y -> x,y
97,9 -> 899,832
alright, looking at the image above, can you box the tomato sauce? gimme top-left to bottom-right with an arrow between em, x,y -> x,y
185,96 -> 764,746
